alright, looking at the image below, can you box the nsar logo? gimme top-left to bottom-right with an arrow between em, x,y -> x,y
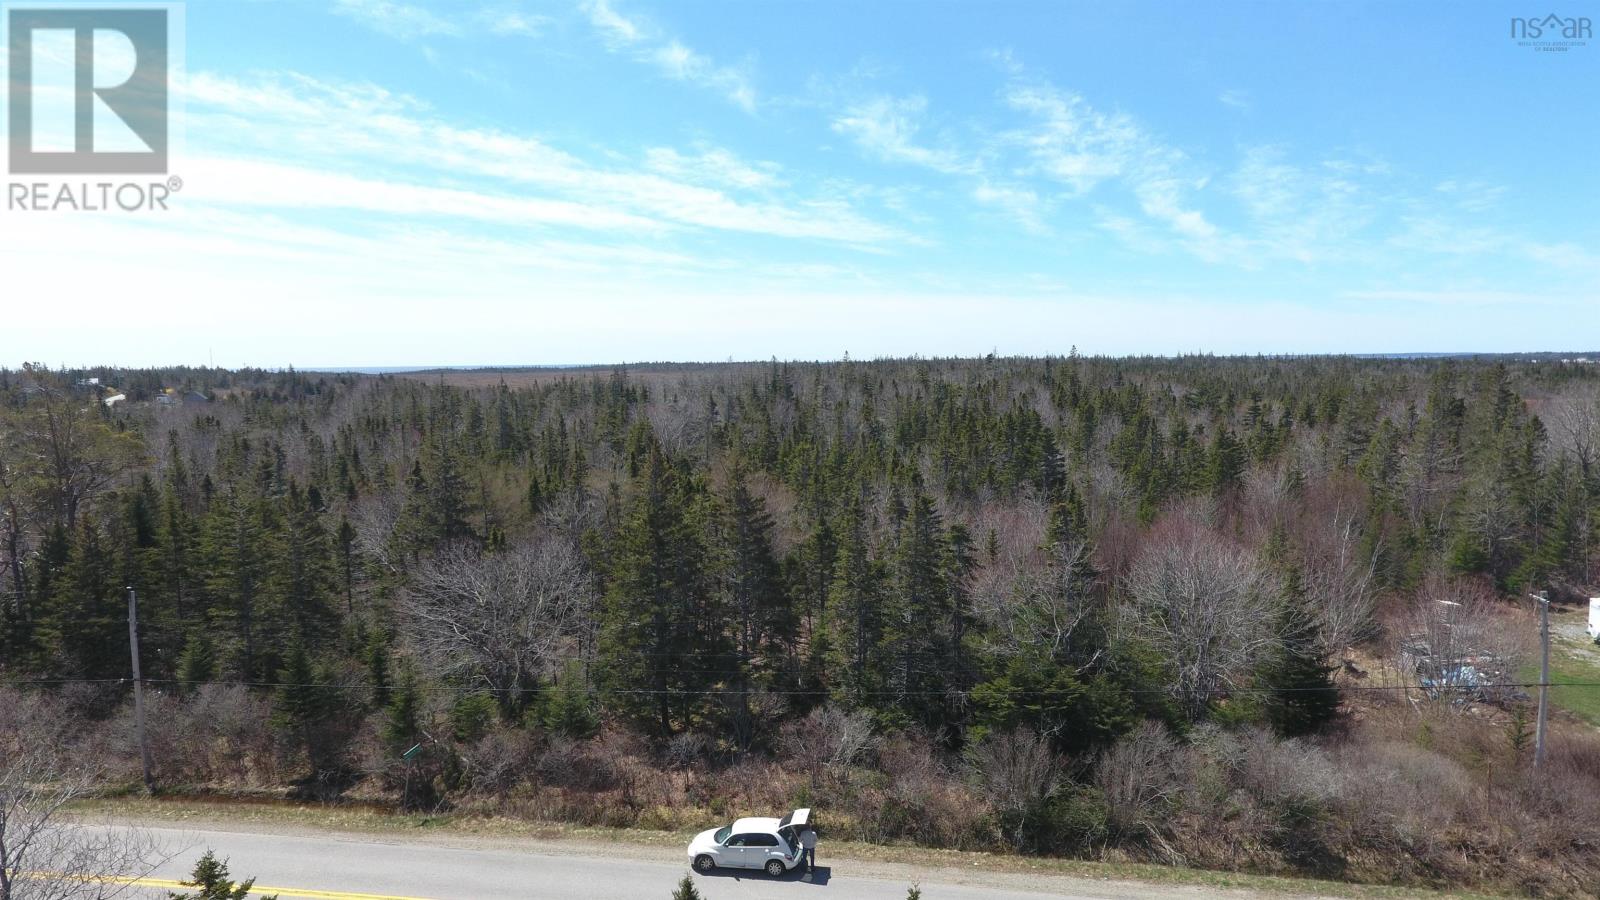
1510,12 -> 1592,51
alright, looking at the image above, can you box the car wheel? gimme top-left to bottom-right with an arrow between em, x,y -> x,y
765,859 -> 786,877
694,855 -> 715,873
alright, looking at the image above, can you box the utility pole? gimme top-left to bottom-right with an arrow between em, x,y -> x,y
127,585 -> 154,793
1530,591 -> 1550,769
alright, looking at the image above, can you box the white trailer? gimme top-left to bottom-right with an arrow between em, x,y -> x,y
1588,597 -> 1600,641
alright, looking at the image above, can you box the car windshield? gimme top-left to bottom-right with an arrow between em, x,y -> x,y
714,825 -> 732,843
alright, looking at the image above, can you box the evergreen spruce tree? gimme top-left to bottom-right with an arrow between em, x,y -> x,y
160,485 -> 199,624
542,660 -> 600,738
1206,427 -> 1246,496
166,850 -> 274,900
176,631 -> 218,692
201,490 -> 271,680
272,640 -> 344,774
882,486 -> 953,729
826,500 -> 884,707
1262,573 -> 1341,737
598,435 -> 720,736
42,515 -> 123,679
274,482 -> 335,645
382,664 -> 439,810
383,665 -> 423,754
671,875 -> 704,900
365,626 -> 392,709
335,516 -> 357,617
717,470 -> 794,745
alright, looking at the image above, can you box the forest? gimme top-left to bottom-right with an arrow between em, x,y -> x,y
2,355 -> 1599,897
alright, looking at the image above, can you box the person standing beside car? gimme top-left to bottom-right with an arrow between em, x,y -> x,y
799,825 -> 817,872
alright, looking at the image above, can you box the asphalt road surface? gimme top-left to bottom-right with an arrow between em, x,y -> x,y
74,821 -> 1312,900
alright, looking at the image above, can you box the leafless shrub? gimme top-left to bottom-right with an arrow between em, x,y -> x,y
0,689 -> 162,900
779,704 -> 878,790
874,732 -> 986,848
1330,739 -> 1476,852
880,731 -> 947,806
664,732 -> 715,770
1224,727 -> 1339,814
536,736 -> 622,792
1242,465 -> 1294,540
1094,720 -> 1183,846
454,726 -> 541,798
537,484 -> 601,543
964,729 -> 1060,849
108,686 -> 275,786
350,487 -> 406,575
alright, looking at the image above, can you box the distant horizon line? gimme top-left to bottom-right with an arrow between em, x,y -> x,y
15,351 -> 1600,374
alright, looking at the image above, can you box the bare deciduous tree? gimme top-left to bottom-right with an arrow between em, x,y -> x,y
12,371 -> 142,531
1123,521 -> 1280,720
399,536 -> 594,704
1459,476 -> 1520,578
974,540 -> 1099,661
1549,388 -> 1600,482
0,690 -> 160,900
1299,500 -> 1379,658
349,488 -> 406,576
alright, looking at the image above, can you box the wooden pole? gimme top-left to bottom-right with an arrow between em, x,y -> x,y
1535,593 -> 1550,769
128,586 -> 154,793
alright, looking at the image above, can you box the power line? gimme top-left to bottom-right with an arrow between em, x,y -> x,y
5,674 -> 1598,697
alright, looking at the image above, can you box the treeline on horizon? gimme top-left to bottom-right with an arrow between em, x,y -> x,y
2,354 -> 1599,892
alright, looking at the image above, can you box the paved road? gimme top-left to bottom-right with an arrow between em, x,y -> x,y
78,822 -> 1290,900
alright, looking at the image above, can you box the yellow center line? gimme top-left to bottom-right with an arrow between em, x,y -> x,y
30,873 -> 437,900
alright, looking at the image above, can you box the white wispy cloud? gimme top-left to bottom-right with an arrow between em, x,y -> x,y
973,181 -> 1048,233
1341,289 -> 1571,308
1003,83 -> 1142,194
332,0 -> 460,39
1229,145 -> 1376,263
180,71 -> 899,245
190,156 -> 664,232
478,7 -> 549,37
1219,89 -> 1251,112
581,0 -> 757,110
645,145 -> 782,190
831,95 -> 978,175
1003,79 -> 1243,262
818,59 -> 1586,278
1434,178 -> 1507,213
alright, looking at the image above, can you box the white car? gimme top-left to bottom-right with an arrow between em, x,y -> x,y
687,808 -> 810,877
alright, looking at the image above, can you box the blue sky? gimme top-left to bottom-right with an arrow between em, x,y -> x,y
4,0 -> 1598,367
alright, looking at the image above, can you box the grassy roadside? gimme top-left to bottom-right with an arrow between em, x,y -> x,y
1524,606 -> 1600,727
70,796 -> 1506,899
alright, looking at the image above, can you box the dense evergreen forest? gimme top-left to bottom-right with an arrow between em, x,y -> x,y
3,356 -> 1599,895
